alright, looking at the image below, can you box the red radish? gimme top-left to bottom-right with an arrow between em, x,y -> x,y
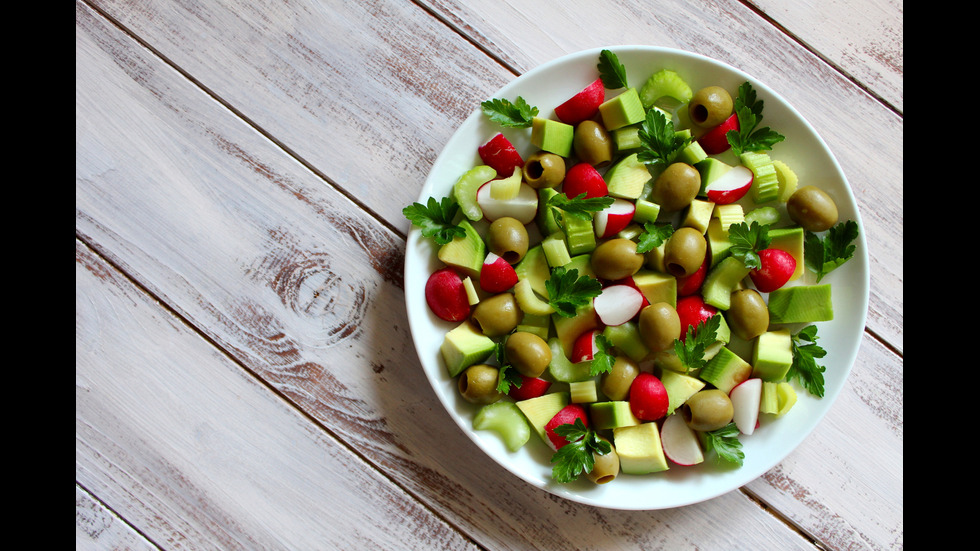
478,132 -> 524,176
628,372 -> 669,421
730,378 -> 763,435
554,78 -> 605,125
697,113 -> 739,155
425,267 -> 471,322
544,404 -> 590,450
660,412 -> 704,466
476,181 -> 539,224
704,164 -> 754,205
676,295 -> 717,342
562,162 -> 608,200
480,252 -> 518,293
593,284 -> 644,326
676,255 -> 709,296
508,375 -> 552,401
616,276 -> 650,309
750,249 -> 797,292
571,329 -> 601,362
593,198 -> 636,238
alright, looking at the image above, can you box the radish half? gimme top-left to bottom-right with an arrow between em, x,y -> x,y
594,198 -> 636,238
594,284 -> 644,326
660,413 -> 704,466
704,164 -> 753,205
730,378 -> 763,435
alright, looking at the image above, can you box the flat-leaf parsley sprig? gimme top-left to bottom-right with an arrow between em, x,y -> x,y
674,314 -> 722,373
550,418 -> 612,483
402,196 -> 465,245
636,108 -> 691,167
544,267 -> 603,318
702,422 -> 744,466
546,192 -> 614,227
597,49 -> 628,89
728,220 -> 772,270
726,81 -> 785,156
787,325 -> 827,397
481,96 -> 539,128
804,220 -> 860,282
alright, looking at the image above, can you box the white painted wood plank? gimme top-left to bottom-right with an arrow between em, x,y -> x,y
76,486 -> 157,551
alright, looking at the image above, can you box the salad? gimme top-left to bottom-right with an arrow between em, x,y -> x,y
404,49 -> 859,487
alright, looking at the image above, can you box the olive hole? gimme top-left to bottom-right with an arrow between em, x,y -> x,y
502,250 -> 520,264
595,475 -> 615,484
667,263 -> 688,278
526,161 -> 544,179
691,104 -> 708,124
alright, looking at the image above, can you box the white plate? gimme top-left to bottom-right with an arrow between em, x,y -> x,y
404,46 -> 869,510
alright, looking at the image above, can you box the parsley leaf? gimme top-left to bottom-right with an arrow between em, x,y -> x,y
481,96 -> 539,128
728,221 -> 772,270
546,192 -> 614,225
589,334 -> 616,377
493,341 -> 523,394
702,422 -> 744,466
550,419 -> 612,483
597,49 -> 627,89
402,196 -> 466,245
636,108 -> 691,167
635,222 -> 674,254
804,220 -> 860,282
726,81 -> 785,156
674,314 -> 721,373
545,267 -> 603,318
787,325 -> 827,397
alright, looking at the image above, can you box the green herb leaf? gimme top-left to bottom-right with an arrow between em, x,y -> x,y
636,108 -> 691,167
673,314 -> 721,373
546,192 -> 615,224
597,49 -> 627,89
787,325 -> 827,398
589,334 -> 616,377
493,341 -> 523,394
634,222 -> 674,254
545,267 -> 603,318
728,221 -> 772,270
804,220 -> 860,282
402,196 -> 466,245
481,96 -> 539,128
702,422 -> 744,466
726,81 -> 785,156
550,418 -> 612,483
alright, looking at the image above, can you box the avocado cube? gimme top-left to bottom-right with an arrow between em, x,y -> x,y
531,117 -> 574,157
516,392 -> 569,443
440,321 -> 495,377
699,346 -> 752,394
613,422 -> 670,475
706,218 -> 732,267
631,269 -> 677,308
660,370 -> 706,415
681,198 -> 715,234
752,329 -> 794,381
590,401 -> 640,430
599,88 -> 646,130
438,219 -> 485,279
768,284 -> 833,323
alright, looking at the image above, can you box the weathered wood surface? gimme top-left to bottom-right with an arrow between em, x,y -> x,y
76,0 -> 903,548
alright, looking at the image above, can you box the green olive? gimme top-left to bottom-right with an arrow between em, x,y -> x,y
600,356 -> 640,401
664,227 -> 707,278
573,120 -> 614,168
689,86 -> 734,128
591,238 -> 644,281
586,437 -> 620,484
458,364 -> 503,404
638,302 -> 681,352
505,331 -> 552,378
651,162 -> 701,211
522,151 -> 566,189
470,293 -> 523,337
727,289 -> 769,341
487,217 -> 529,264
786,185 -> 839,232
681,389 -> 734,432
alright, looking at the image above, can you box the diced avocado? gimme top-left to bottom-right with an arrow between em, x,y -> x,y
563,214 -> 596,255
701,255 -> 751,310
714,311 -> 731,345
514,311 -> 551,341
473,401 -> 531,452
631,269 -> 677,308
653,348 -> 685,373
768,284 -> 833,323
537,187 -> 562,236
514,278 -> 556,317
515,244 -> 551,298
772,159 -> 799,202
604,152 -> 651,200
633,199 -> 662,224
453,165 -> 496,221
565,254 -> 596,279
694,157 -> 733,196
599,88 -> 646,131
569,380 -> 598,403
440,321 -> 495,377
612,125 -> 642,152
516,392 -> 569,443
437,219 -> 485,279
531,117 -> 574,157
752,329 -> 794,381
768,227 -> 805,282
546,337 -> 592,383
740,151 -> 780,204
552,303 -> 599,359
602,321 -> 650,363
643,240 -> 668,273
675,139 -> 707,166
590,401 -> 641,430
638,69 -> 693,110
613,422 -> 670,475
681,198 -> 715,234
660,370 -> 706,416
542,232 -> 572,267
706,218 -> 732,267
699,346 -> 752,394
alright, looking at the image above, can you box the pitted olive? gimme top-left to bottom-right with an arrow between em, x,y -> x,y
681,389 -> 734,432
470,293 -> 523,337
487,217 -> 529,264
638,302 -> 681,352
664,227 -> 707,278
786,185 -> 839,232
522,151 -> 566,189
573,120 -> 614,168
689,86 -> 734,128
600,356 -> 640,401
651,162 -> 701,211
458,364 -> 503,404
586,436 -> 620,484
505,331 -> 552,378
591,238 -> 644,281
728,289 -> 769,341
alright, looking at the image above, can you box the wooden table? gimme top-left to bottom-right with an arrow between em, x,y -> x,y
76,1 -> 903,549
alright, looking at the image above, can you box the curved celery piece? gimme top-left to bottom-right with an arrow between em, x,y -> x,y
546,337 -> 592,383
473,401 -> 531,452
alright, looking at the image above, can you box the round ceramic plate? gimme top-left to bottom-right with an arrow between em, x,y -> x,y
404,46 -> 869,510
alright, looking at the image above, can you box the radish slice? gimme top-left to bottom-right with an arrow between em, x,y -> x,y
593,285 -> 644,326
